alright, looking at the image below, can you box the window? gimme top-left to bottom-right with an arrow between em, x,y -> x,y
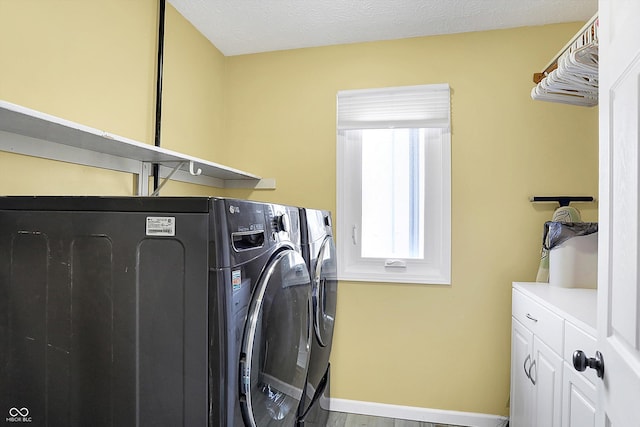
336,84 -> 451,284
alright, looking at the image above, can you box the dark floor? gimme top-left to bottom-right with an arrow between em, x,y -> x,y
326,412 -> 461,427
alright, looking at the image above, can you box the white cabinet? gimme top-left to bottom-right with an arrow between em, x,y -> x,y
561,322 -> 597,427
561,364 -> 596,427
532,336 -> 563,426
511,320 -> 563,427
511,288 -> 563,427
510,283 -> 597,427
510,318 -> 534,427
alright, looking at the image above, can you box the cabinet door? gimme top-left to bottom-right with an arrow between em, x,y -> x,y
531,336 -> 563,427
511,318 -> 534,427
562,363 -> 596,427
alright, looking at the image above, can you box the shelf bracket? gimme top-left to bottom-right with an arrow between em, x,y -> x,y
137,162 -> 152,196
150,161 -> 186,196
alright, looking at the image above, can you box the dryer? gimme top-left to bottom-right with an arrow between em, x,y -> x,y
297,208 -> 338,426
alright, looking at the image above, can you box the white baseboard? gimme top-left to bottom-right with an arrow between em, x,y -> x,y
329,398 -> 509,427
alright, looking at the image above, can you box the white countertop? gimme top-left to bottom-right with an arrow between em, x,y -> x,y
513,282 -> 597,336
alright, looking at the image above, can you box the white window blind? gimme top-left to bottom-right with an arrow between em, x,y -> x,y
337,83 -> 450,130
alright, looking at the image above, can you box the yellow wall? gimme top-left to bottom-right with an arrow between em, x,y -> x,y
0,0 -> 225,196
223,25 -> 598,416
0,1 -> 598,418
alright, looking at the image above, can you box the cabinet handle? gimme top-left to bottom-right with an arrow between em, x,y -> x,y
523,354 -> 532,379
526,313 -> 538,322
529,360 -> 537,385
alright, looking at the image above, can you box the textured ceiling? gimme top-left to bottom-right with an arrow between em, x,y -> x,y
168,0 -> 597,56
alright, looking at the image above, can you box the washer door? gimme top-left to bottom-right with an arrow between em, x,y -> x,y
313,236 -> 337,347
239,249 -> 312,427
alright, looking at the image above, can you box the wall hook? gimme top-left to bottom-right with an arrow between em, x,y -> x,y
189,161 -> 202,176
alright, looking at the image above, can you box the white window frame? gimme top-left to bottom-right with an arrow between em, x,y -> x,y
336,84 -> 451,285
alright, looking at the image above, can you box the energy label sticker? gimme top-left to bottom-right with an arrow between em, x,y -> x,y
146,217 -> 176,236
232,270 -> 242,290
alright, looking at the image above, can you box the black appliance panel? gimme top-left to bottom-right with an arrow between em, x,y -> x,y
0,206 -> 209,426
209,199 -> 273,270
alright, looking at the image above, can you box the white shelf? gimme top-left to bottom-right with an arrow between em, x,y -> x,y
0,100 -> 275,194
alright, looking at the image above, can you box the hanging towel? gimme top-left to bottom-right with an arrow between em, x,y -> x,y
535,206 -> 583,282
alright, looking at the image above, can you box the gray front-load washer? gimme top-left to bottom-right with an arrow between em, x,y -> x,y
209,199 -> 313,427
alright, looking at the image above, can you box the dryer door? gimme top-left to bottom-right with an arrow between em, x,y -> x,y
239,249 -> 312,427
313,236 -> 337,348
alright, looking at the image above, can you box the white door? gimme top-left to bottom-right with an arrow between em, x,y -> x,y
597,0 -> 640,424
